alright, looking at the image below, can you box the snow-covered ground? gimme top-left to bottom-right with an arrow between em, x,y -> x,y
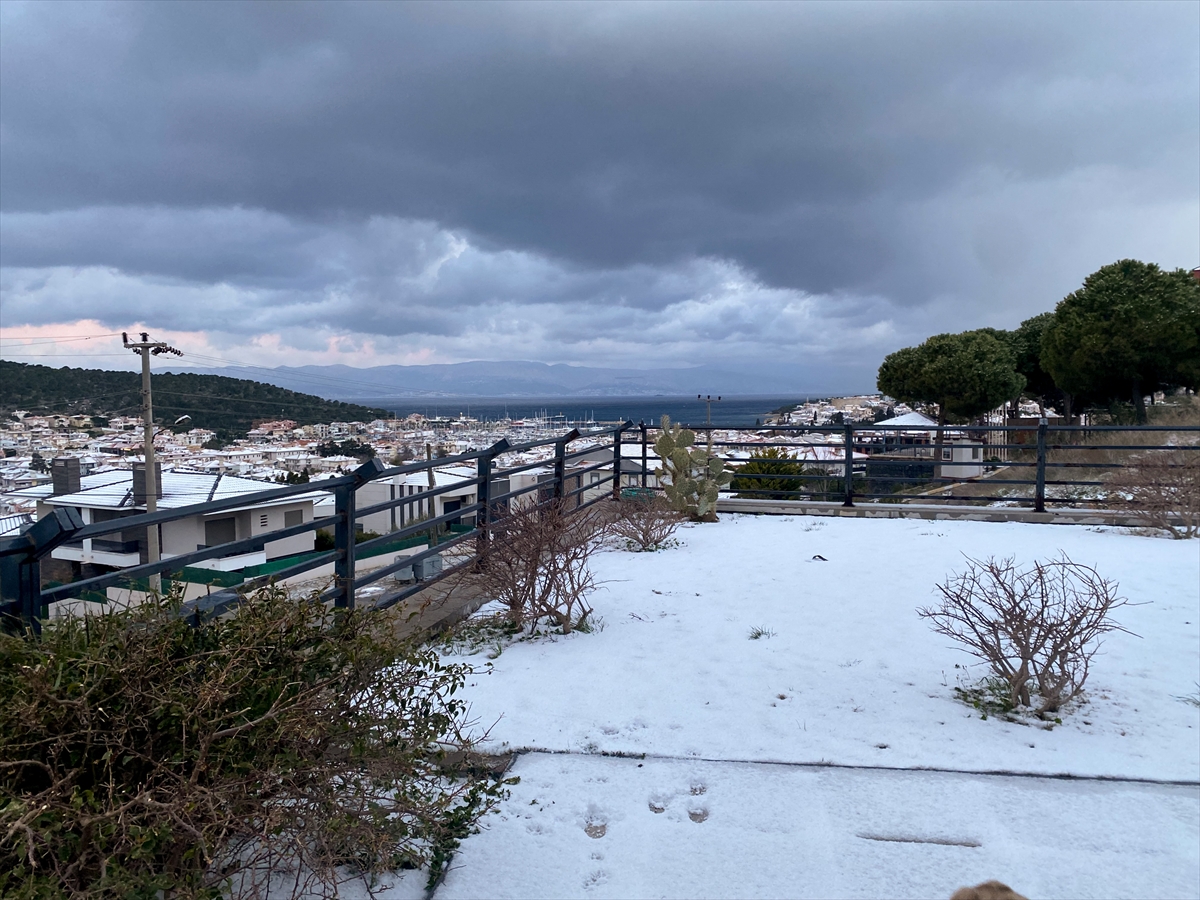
373,515 -> 1200,899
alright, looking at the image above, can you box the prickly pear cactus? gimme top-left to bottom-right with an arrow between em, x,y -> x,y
653,415 -> 732,521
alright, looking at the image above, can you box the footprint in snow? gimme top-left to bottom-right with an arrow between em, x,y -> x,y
584,820 -> 607,839
583,870 -> 609,890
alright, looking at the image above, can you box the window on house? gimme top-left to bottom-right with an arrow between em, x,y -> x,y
972,447 -> 981,460
590,473 -> 600,484
942,449 -> 952,461
284,509 -> 303,528
204,517 -> 236,547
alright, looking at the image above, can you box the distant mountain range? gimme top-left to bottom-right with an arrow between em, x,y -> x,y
172,360 -> 871,402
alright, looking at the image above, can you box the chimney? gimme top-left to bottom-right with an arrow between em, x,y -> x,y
132,462 -> 163,505
51,457 -> 82,495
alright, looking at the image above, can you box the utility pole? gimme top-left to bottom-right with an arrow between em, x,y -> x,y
123,332 -> 183,595
698,394 -> 721,455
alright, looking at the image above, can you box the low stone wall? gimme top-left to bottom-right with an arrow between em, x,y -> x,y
716,498 -> 1149,527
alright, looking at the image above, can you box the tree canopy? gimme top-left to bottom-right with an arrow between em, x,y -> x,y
876,329 -> 1025,425
1041,260 -> 1200,422
730,447 -> 807,499
1011,312 -> 1063,412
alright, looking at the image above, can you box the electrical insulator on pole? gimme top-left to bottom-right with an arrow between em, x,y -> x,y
122,332 -> 183,595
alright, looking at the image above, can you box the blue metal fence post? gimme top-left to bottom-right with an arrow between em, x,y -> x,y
476,438 -> 509,558
842,423 -> 855,507
333,483 -> 355,608
640,421 -> 648,489
333,458 -> 387,609
549,428 -> 581,505
553,437 -> 567,500
611,423 -> 625,501
1034,417 -> 1048,513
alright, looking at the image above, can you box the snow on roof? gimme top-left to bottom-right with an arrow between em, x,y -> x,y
6,469 -> 323,511
871,412 -> 938,428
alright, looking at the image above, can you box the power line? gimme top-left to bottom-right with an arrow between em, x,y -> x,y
0,332 -> 124,345
0,352 -> 137,358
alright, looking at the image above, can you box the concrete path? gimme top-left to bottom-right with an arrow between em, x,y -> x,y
428,752 -> 1199,900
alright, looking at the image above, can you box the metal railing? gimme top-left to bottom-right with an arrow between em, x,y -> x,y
632,419 -> 1199,511
0,424 -> 633,631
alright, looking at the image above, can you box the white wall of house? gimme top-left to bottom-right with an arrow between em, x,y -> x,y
940,441 -> 985,479
253,502 -> 315,558
353,476 -> 477,535
162,515 -> 205,557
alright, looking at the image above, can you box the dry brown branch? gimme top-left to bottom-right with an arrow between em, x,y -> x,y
609,495 -> 685,552
476,498 -> 606,633
1109,448 -> 1200,539
919,555 -> 1133,713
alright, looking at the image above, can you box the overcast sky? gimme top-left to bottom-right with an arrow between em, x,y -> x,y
1,1 -> 1196,388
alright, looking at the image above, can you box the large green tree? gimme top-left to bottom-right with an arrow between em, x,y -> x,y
731,447 -> 807,499
877,329 -> 1025,472
1011,312 -> 1067,415
1040,260 -> 1200,423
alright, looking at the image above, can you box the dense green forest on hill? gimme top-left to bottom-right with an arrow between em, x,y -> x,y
0,361 -> 390,441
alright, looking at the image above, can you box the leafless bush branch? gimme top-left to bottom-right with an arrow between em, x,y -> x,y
608,496 -> 685,552
1110,448 -> 1200,539
477,498 -> 607,633
918,555 -> 1133,714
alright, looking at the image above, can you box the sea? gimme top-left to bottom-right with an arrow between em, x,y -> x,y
362,395 -> 831,428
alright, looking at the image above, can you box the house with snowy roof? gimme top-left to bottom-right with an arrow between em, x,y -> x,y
3,461 -> 320,579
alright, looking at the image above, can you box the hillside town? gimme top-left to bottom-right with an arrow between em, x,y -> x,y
0,393 -> 1071,509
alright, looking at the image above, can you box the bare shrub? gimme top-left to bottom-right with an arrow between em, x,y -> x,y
1110,448 -> 1200,539
478,498 -> 606,633
918,555 -> 1133,714
0,587 -> 504,899
609,495 -> 685,551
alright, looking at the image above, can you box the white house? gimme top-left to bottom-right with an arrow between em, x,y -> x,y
938,440 -> 986,479
345,464 -> 480,535
4,465 -> 319,576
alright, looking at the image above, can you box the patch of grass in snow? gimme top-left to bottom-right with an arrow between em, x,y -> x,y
573,613 -> 605,634
439,613 -> 523,658
953,671 -> 1069,726
441,608 -> 605,658
1176,683 -> 1200,708
954,676 -> 1018,720
748,625 -> 776,640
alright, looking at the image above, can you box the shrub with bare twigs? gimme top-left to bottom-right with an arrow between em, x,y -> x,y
1110,447 -> 1200,539
609,495 -> 685,552
478,498 -> 606,633
0,587 -> 506,899
918,555 -> 1133,714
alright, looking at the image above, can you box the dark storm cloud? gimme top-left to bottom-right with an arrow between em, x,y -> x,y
0,0 -> 1196,370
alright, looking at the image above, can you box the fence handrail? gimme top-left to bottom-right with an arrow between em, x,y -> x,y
4,417 -> 1193,629
635,418 -> 1197,515
1,424 -> 637,630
